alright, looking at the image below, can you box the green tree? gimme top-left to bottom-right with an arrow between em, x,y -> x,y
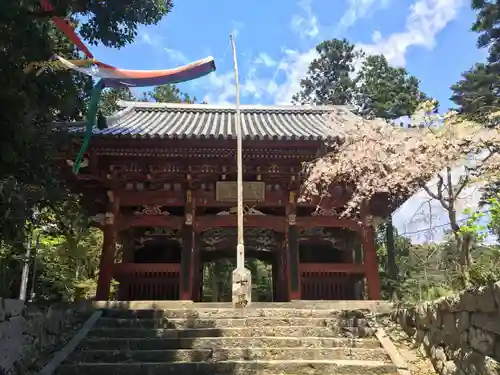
99,88 -> 135,116
0,1 -> 174,248
488,193 -> 500,240
450,63 -> 499,124
292,39 -> 426,119
355,55 -> 426,119
292,39 -> 362,105
145,84 -> 199,103
471,0 -> 500,67
450,1 -> 500,124
0,1 -> 175,299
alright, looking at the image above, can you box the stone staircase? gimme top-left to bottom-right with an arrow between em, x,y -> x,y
54,303 -> 400,375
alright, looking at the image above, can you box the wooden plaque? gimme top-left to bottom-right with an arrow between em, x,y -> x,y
216,181 -> 265,202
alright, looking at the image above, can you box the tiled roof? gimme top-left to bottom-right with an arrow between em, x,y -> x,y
89,101 -> 359,141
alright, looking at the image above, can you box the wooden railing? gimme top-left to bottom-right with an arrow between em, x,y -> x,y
299,263 -> 365,300
113,263 -> 180,301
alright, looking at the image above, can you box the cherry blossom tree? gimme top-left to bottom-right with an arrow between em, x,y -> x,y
301,100 -> 500,286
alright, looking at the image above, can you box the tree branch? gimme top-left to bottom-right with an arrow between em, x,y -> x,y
422,174 -> 450,210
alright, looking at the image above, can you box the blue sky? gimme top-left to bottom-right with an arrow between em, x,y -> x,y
92,0 -> 486,109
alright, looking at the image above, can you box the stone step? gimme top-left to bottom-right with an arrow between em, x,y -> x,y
55,359 -> 398,375
87,326 -> 375,339
95,317 -> 368,329
100,308 -> 364,320
89,300 -> 393,312
66,347 -> 390,363
78,336 -> 382,350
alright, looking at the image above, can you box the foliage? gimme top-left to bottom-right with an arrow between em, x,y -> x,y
36,0 -> 174,49
450,63 -> 500,124
0,0 -> 175,245
98,84 -> 201,119
292,39 -> 362,106
143,85 -> 200,104
0,0 -> 174,299
471,0 -> 500,67
355,55 -> 427,119
34,226 -> 102,302
488,193 -> 500,239
292,38 -> 427,119
450,0 -> 500,124
202,259 -> 273,302
99,88 -> 135,116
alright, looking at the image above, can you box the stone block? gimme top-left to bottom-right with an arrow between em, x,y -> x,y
3,299 -> 24,317
0,315 -> 25,374
494,281 -> 500,312
231,267 -> 252,308
469,326 -> 496,357
459,331 -> 469,349
428,304 -> 442,327
416,303 -> 432,329
476,285 -> 498,313
456,311 -> 470,332
437,295 -> 460,312
430,326 -> 446,345
458,289 -> 478,312
442,312 -> 457,332
471,312 -> 500,336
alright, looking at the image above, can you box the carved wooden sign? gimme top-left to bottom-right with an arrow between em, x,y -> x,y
216,182 -> 265,202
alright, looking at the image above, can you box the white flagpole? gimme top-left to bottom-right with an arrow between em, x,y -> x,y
230,34 -> 251,307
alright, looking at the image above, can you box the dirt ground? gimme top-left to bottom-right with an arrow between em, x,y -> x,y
381,319 -> 437,375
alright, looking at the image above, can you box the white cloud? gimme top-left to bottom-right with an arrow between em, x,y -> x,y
272,0 -> 464,104
231,20 -> 244,38
164,48 -> 189,64
254,52 -> 277,67
201,0 -> 465,107
202,71 -> 236,105
338,0 -> 390,31
290,0 -> 320,39
357,0 -> 465,66
140,32 -> 154,45
271,48 -> 318,104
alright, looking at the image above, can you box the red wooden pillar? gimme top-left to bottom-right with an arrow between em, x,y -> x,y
180,190 -> 195,300
275,234 -> 287,302
286,192 -> 301,301
362,207 -> 381,300
96,192 -> 120,300
191,239 -> 201,302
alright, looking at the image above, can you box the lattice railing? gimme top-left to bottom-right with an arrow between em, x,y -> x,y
113,263 -> 180,300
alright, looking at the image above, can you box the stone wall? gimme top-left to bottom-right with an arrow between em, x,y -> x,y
0,299 -> 88,375
394,281 -> 500,375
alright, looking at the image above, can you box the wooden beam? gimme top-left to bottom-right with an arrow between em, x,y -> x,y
122,215 -> 184,229
195,189 -> 288,207
113,262 -> 181,277
295,216 -> 362,232
299,263 -> 365,274
117,190 -> 185,206
194,215 -> 286,232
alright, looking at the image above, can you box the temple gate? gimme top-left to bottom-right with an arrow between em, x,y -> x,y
58,101 -> 391,301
